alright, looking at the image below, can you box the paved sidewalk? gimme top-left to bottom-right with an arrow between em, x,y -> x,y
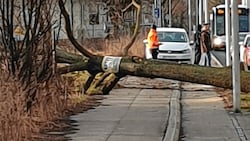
66,77 -> 179,141
64,54 -> 250,141
180,82 -> 250,141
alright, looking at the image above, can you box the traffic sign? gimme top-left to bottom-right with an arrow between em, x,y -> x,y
154,8 -> 159,18
14,26 -> 25,35
101,56 -> 122,73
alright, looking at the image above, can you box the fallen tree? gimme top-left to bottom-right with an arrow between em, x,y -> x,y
56,50 -> 250,93
57,0 -> 250,94
0,1 -> 248,140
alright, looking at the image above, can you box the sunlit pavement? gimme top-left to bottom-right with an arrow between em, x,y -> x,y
66,77 -> 179,141
180,58 -> 250,141
180,82 -> 245,141
65,58 -> 250,141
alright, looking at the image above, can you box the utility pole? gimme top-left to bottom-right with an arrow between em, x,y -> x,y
158,0 -> 162,27
199,0 -> 203,24
225,0 -> 231,66
242,0 -> 246,5
204,0 -> 208,23
153,0 -> 161,27
188,0 -> 192,39
154,0 -> 158,25
169,0 -> 172,27
242,0 -> 250,8
195,0 -> 199,27
231,0 -> 241,113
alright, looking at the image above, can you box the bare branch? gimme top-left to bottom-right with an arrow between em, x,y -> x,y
122,0 -> 141,55
121,3 -> 133,12
58,0 -> 94,58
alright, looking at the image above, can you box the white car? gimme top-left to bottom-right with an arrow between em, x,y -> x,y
240,34 -> 250,67
144,27 -> 193,64
230,32 -> 249,61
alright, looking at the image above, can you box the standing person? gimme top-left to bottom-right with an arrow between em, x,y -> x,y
194,24 -> 202,64
200,23 -> 212,66
147,24 -> 161,59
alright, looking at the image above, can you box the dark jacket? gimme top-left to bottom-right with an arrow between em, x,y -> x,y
194,31 -> 201,49
201,31 -> 212,52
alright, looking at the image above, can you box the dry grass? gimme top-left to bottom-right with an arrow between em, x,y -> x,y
59,34 -> 146,57
0,32 -> 146,140
0,68 -> 94,140
240,93 -> 250,110
216,88 -> 250,111
0,69 -> 67,140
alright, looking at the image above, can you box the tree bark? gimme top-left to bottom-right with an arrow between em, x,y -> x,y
57,0 -> 250,94
58,0 -> 93,58
121,0 -> 141,55
56,49 -> 250,93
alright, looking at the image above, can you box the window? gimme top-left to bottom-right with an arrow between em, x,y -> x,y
216,15 -> 225,36
239,15 -> 249,32
158,31 -> 187,42
89,14 -> 99,25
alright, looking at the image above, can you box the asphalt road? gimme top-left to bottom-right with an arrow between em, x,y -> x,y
211,50 -> 226,66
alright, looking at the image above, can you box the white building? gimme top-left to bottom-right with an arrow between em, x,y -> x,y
55,0 -> 155,40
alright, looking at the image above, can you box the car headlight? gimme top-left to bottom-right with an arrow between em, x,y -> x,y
214,38 -> 223,45
183,49 -> 191,53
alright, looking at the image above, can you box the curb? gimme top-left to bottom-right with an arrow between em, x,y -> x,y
163,89 -> 181,141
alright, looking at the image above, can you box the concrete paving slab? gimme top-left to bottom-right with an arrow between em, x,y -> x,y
112,120 -> 166,136
235,112 -> 250,140
122,107 -> 169,121
108,88 -> 141,96
118,76 -> 179,89
67,79 -> 173,141
180,136 -> 239,141
67,135 -> 108,141
70,107 -> 128,121
107,135 -> 162,141
67,121 -> 117,136
236,112 -> 250,130
181,83 -> 240,141
244,130 -> 250,140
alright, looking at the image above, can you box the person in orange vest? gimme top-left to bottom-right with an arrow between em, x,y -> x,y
147,24 -> 161,59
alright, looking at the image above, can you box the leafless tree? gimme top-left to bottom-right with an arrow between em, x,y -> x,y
1,0 -> 250,110
0,0 -> 58,110
57,0 -> 250,94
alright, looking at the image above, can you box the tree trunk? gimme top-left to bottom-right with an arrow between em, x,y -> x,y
56,50 -> 250,93
56,0 -> 250,95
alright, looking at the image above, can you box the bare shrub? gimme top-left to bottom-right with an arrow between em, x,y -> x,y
0,65 -> 68,140
69,33 -> 145,57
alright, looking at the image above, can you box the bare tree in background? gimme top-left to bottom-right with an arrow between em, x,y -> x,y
0,0 -> 250,114
0,0 -> 58,111
1,1 -> 249,140
57,0 -> 250,94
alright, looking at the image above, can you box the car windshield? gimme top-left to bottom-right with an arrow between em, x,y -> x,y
157,31 -> 187,42
239,33 -> 248,42
246,37 -> 250,47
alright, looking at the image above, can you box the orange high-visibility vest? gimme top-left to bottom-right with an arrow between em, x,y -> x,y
147,29 -> 160,49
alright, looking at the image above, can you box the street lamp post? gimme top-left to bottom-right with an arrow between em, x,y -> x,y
154,0 -> 158,25
199,0 -> 203,24
169,0 -> 171,27
188,0 -> 192,39
231,0 -> 241,113
158,0 -> 162,27
195,0 -> 199,26
204,0 -> 208,23
225,0 -> 231,66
